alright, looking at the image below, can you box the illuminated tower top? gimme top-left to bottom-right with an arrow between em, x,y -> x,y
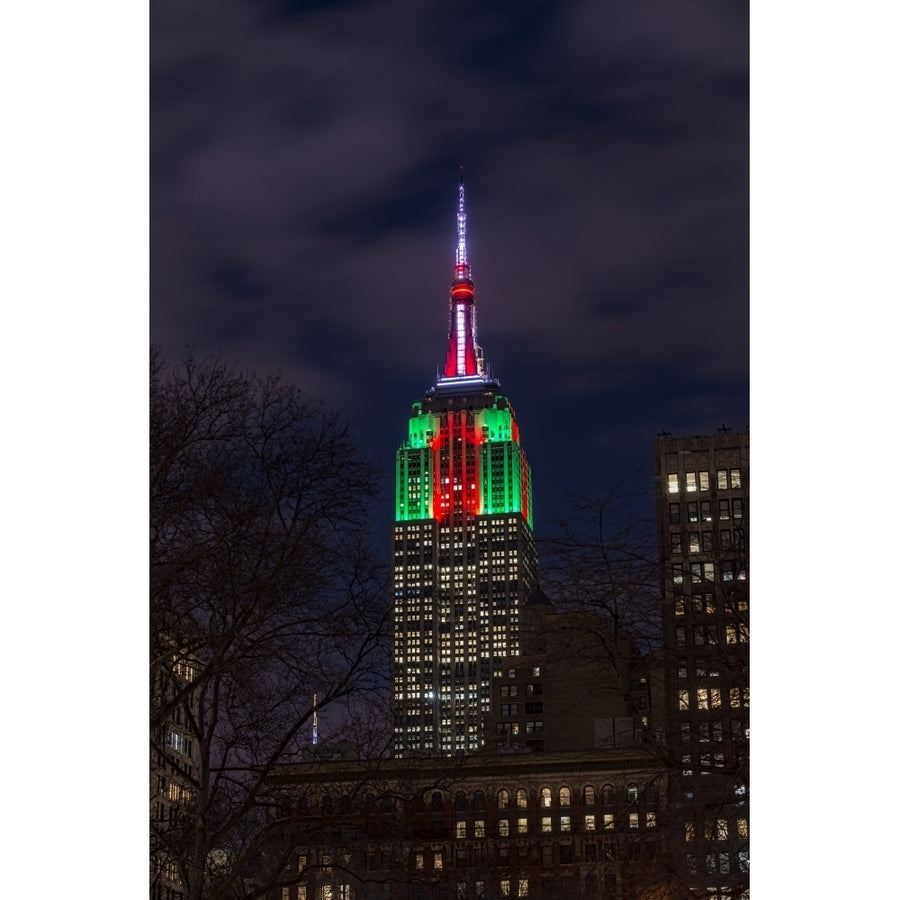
442,168 -> 487,386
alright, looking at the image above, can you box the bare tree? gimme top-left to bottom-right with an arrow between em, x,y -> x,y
150,348 -> 390,900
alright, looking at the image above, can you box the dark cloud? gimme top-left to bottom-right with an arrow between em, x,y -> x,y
151,0 -> 749,549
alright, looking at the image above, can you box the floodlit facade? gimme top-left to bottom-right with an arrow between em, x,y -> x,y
391,176 -> 538,756
654,431 -> 749,899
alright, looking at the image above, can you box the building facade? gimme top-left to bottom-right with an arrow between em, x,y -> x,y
264,750 -> 669,900
151,651 -> 200,900
391,177 -> 538,756
654,432 -> 749,899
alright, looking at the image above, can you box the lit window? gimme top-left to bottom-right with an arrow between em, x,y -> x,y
628,812 -> 639,829
679,690 -> 690,710
686,472 -> 697,492
627,784 -> 638,803
672,564 -> 683,585
602,814 -> 614,830
583,786 -> 595,806
699,471 -> 710,490
689,532 -> 700,553
499,818 -> 509,836
718,499 -> 730,521
560,815 -> 571,833
717,469 -> 728,489
517,879 -> 529,897
497,789 -> 509,809
646,812 -> 656,828
541,816 -> 552,833
540,788 -> 551,808
688,502 -> 699,523
584,814 -> 596,831
685,822 -> 695,841
517,789 -> 528,808
559,787 -> 570,807
732,498 -> 743,519
668,474 -> 679,494
730,469 -> 741,488
501,880 -> 510,897
456,821 -> 467,838
517,816 -> 528,834
434,851 -> 443,870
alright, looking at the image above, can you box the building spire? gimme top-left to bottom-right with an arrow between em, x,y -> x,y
443,168 -> 483,380
455,166 -> 470,282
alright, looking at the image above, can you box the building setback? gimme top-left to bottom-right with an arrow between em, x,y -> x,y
654,432 -> 749,899
391,175 -> 538,756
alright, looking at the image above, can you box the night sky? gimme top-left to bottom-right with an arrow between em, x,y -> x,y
150,0 -> 749,553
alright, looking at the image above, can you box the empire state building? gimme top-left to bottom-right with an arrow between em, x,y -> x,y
391,175 -> 538,756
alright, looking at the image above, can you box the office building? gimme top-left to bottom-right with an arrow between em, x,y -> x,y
654,431 -> 749,899
391,176 -> 538,756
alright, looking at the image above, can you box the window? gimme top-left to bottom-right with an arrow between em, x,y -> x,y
583,786 -> 595,806
686,472 -> 697,492
497,789 -> 509,809
646,812 -> 657,828
627,784 -> 638,803
474,819 -> 485,837
669,503 -> 680,524
559,844 -> 573,864
675,627 -> 686,648
517,879 -> 529,897
602,814 -> 614,830
560,815 -> 571,833
584,843 -> 597,863
540,788 -> 552,808
671,533 -> 682,554
699,470 -> 710,490
559,787 -> 570,807
500,685 -> 518,698
525,702 -> 543,714
668,474 -> 679,494
584,813 -> 596,831
499,818 -> 509,836
501,704 -> 517,716
717,469 -> 728,489
689,532 -> 700,553
434,851 -> 443,870
526,683 -> 543,696
672,564 -> 683,585
690,563 -> 702,584
718,499 -> 730,520
541,816 -> 552,833
730,469 -> 742,488
517,789 -> 528,808
688,502 -> 699,523
628,812 -> 639,829
517,816 -> 528,834
732,498 -> 743,519
702,531 -> 713,553
456,821 -> 467,838
679,690 -> 690,710
700,500 -> 712,521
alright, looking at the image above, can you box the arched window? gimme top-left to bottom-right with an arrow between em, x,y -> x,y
455,792 -> 467,813
583,785 -> 596,807
497,789 -> 510,810
559,786 -> 571,807
602,785 -> 615,809
474,791 -> 486,813
627,784 -> 639,804
540,787 -> 552,808
644,785 -> 657,809
517,789 -> 529,809
432,792 -> 444,810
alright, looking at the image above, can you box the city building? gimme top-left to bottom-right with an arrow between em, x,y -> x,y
487,589 -> 660,755
151,649 -> 200,900
263,748 -> 669,900
391,175 -> 538,756
654,431 -> 749,899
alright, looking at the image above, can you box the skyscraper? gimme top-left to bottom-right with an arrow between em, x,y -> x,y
654,431 -> 749,898
391,175 -> 538,757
